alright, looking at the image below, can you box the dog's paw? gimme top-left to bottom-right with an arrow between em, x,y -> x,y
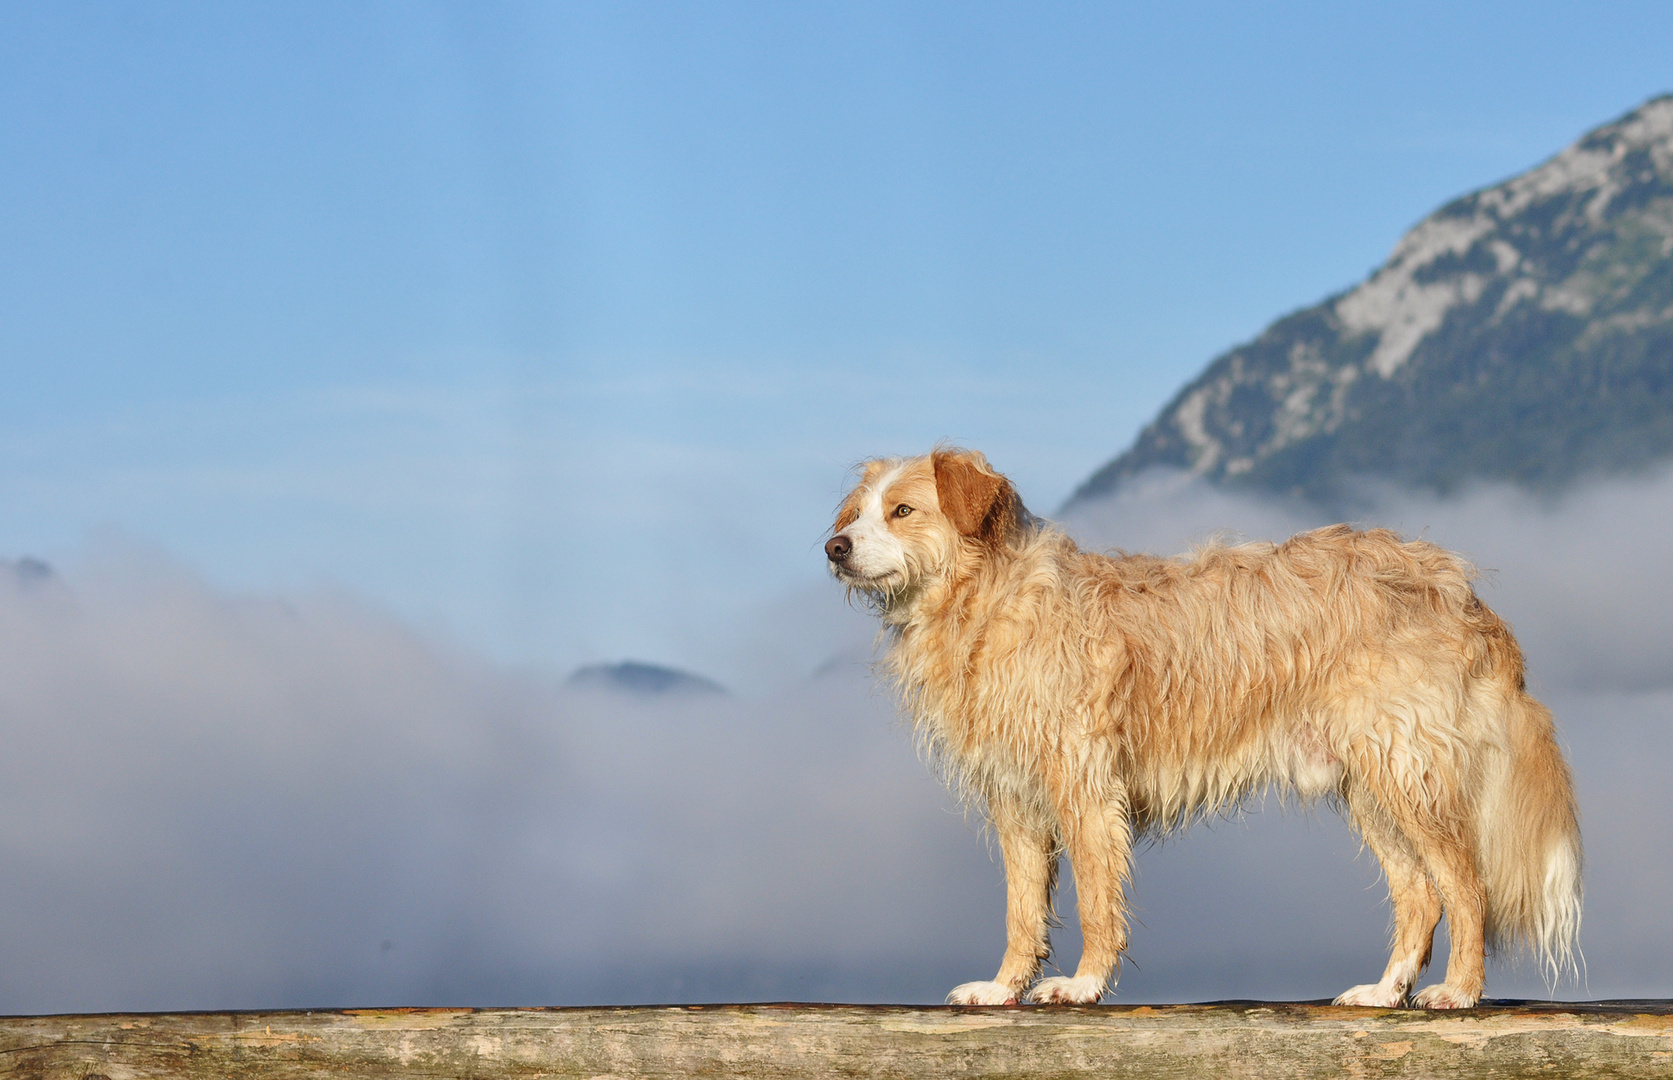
946,981 -> 1018,1006
1333,983 -> 1407,1008
1411,983 -> 1480,1010
1025,975 -> 1105,1005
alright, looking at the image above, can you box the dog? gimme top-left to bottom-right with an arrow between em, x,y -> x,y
825,447 -> 1581,1008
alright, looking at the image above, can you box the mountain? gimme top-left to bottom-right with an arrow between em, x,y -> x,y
3,557 -> 54,588
1070,95 -> 1673,507
566,661 -> 727,696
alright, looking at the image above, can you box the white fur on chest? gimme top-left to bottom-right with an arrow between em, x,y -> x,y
888,629 -> 1062,828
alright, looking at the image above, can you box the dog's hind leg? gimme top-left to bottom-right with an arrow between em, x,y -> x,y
1028,787 -> 1131,1005
948,807 -> 1057,1006
1405,834 -> 1488,1009
1335,787 -> 1441,1008
1341,733 -> 1488,1009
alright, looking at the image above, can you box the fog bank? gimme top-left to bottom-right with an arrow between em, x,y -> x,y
0,466 -> 1669,1010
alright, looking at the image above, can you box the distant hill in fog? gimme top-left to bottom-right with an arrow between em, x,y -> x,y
3,557 -> 53,587
567,661 -> 727,696
1070,95 -> 1673,507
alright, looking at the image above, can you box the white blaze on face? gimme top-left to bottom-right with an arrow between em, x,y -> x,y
838,461 -> 914,585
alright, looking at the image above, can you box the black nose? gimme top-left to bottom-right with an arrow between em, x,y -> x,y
825,535 -> 851,562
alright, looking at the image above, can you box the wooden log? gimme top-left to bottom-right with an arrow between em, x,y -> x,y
0,1001 -> 1668,1079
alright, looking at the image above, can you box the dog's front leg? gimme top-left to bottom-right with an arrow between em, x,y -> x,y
947,809 -> 1055,1006
1028,788 -> 1131,1005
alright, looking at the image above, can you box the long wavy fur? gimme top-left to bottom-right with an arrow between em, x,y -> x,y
828,448 -> 1582,1007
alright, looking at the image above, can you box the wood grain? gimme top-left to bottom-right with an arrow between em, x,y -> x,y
0,1001 -> 1668,1079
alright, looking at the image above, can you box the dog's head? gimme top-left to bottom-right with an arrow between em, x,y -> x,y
825,448 -> 1029,611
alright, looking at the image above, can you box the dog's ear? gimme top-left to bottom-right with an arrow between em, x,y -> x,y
933,450 -> 1017,546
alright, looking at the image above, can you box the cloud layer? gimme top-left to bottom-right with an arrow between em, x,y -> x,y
1,466 -> 1670,1012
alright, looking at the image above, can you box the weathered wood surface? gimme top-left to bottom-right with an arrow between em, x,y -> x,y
0,1001 -> 1669,1079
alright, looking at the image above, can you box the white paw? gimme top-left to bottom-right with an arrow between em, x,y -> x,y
1026,975 -> 1105,1005
946,981 -> 1017,1006
1411,983 -> 1480,1010
1333,983 -> 1406,1008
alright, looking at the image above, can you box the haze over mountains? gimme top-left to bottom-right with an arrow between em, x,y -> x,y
1071,95 -> 1673,507
5,84 -> 1673,1013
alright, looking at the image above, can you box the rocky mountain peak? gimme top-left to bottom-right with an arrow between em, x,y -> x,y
1071,95 -> 1673,506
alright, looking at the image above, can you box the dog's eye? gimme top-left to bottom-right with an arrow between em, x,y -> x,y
894,504 -> 913,518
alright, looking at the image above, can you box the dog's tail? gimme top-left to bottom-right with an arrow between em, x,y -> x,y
1474,682 -> 1584,984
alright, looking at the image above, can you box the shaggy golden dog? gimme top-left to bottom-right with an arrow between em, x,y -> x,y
825,448 -> 1581,1008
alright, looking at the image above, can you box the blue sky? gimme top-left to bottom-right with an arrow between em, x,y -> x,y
3,2 -> 1673,1013
5,1 -> 1673,682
